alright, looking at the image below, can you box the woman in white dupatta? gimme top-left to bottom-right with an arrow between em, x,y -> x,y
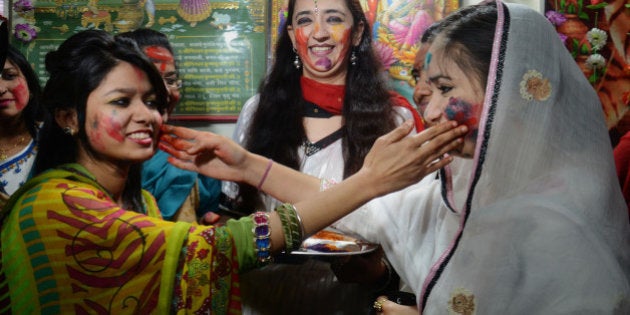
336,1 -> 630,313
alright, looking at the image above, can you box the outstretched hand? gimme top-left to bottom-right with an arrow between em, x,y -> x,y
358,120 -> 466,197
159,124 -> 250,182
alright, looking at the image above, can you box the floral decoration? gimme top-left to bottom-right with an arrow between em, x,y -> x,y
545,0 -> 611,84
520,70 -> 552,102
447,287 -> 476,315
545,0 -> 630,129
13,0 -> 35,13
14,23 -> 37,43
11,0 -> 38,43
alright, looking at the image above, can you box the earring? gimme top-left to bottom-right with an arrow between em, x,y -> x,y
63,127 -> 74,135
350,49 -> 358,66
293,48 -> 302,70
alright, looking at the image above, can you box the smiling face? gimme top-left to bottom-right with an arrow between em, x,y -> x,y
287,0 -> 363,85
83,61 -> 163,164
423,41 -> 486,158
0,58 -> 30,121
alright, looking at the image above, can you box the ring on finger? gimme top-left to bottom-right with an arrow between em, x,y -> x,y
373,298 -> 386,313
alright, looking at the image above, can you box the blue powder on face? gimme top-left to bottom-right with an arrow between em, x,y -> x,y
424,52 -> 432,70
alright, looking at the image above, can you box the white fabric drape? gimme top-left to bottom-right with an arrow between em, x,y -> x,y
338,2 -> 630,313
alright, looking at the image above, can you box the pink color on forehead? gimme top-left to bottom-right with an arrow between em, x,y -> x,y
145,46 -> 173,73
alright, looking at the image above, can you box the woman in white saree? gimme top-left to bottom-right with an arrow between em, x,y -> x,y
336,1 -> 630,313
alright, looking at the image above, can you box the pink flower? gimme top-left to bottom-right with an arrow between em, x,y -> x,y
14,23 -> 37,43
13,0 -> 34,13
545,10 -> 567,26
557,32 -> 568,44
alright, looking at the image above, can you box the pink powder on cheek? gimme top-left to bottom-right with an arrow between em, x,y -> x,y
87,120 -> 106,150
295,28 -> 320,70
12,78 -> 29,111
170,91 -> 181,104
444,97 -> 480,130
100,113 -> 125,143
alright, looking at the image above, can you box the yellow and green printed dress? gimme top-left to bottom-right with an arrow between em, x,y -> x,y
0,164 -> 256,314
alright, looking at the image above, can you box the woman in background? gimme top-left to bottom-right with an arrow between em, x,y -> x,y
221,0 -> 424,313
0,45 -> 45,207
117,28 -> 222,224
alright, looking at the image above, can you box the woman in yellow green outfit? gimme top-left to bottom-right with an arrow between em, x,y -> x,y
0,29 -> 466,314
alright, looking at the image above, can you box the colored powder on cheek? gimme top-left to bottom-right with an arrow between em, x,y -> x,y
424,52 -> 432,70
103,114 -> 125,142
170,92 -> 181,104
331,25 -> 350,44
88,119 -> 106,150
295,28 -> 309,55
444,97 -> 479,129
12,79 -> 29,111
295,28 -> 317,69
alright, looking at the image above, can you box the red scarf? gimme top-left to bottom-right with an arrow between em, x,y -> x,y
301,76 -> 345,115
300,76 -> 424,131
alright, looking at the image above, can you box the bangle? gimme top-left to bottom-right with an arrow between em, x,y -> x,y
293,205 -> 306,240
256,159 -> 273,190
275,203 -> 304,252
252,211 -> 272,264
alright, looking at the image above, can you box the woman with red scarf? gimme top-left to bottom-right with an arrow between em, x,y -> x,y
220,0 -> 424,313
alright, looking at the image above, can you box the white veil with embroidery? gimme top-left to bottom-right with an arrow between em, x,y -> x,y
338,1 -> 630,313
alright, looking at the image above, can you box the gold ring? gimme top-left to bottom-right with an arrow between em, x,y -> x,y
373,299 -> 384,313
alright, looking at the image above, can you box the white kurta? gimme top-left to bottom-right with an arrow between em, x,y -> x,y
222,94 -> 418,314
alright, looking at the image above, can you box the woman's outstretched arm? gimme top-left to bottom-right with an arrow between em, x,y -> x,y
160,120 -> 466,250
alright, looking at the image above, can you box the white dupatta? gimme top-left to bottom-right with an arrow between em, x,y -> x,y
340,1 -> 630,313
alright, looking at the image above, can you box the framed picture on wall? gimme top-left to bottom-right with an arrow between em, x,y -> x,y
9,0 -> 269,121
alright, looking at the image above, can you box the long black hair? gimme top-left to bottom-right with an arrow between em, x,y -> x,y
34,30 -> 168,211
5,45 -> 45,139
236,0 -> 399,212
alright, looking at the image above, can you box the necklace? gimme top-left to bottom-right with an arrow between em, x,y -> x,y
0,136 -> 26,161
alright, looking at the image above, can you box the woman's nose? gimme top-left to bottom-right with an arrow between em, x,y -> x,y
422,102 -> 444,126
312,21 -> 329,40
413,82 -> 431,104
132,101 -> 157,124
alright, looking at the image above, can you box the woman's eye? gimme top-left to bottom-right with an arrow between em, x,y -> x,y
144,98 -> 160,109
110,98 -> 130,106
1,71 -> 18,80
438,86 -> 453,94
326,16 -> 344,24
296,17 -> 312,25
411,69 -> 420,84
